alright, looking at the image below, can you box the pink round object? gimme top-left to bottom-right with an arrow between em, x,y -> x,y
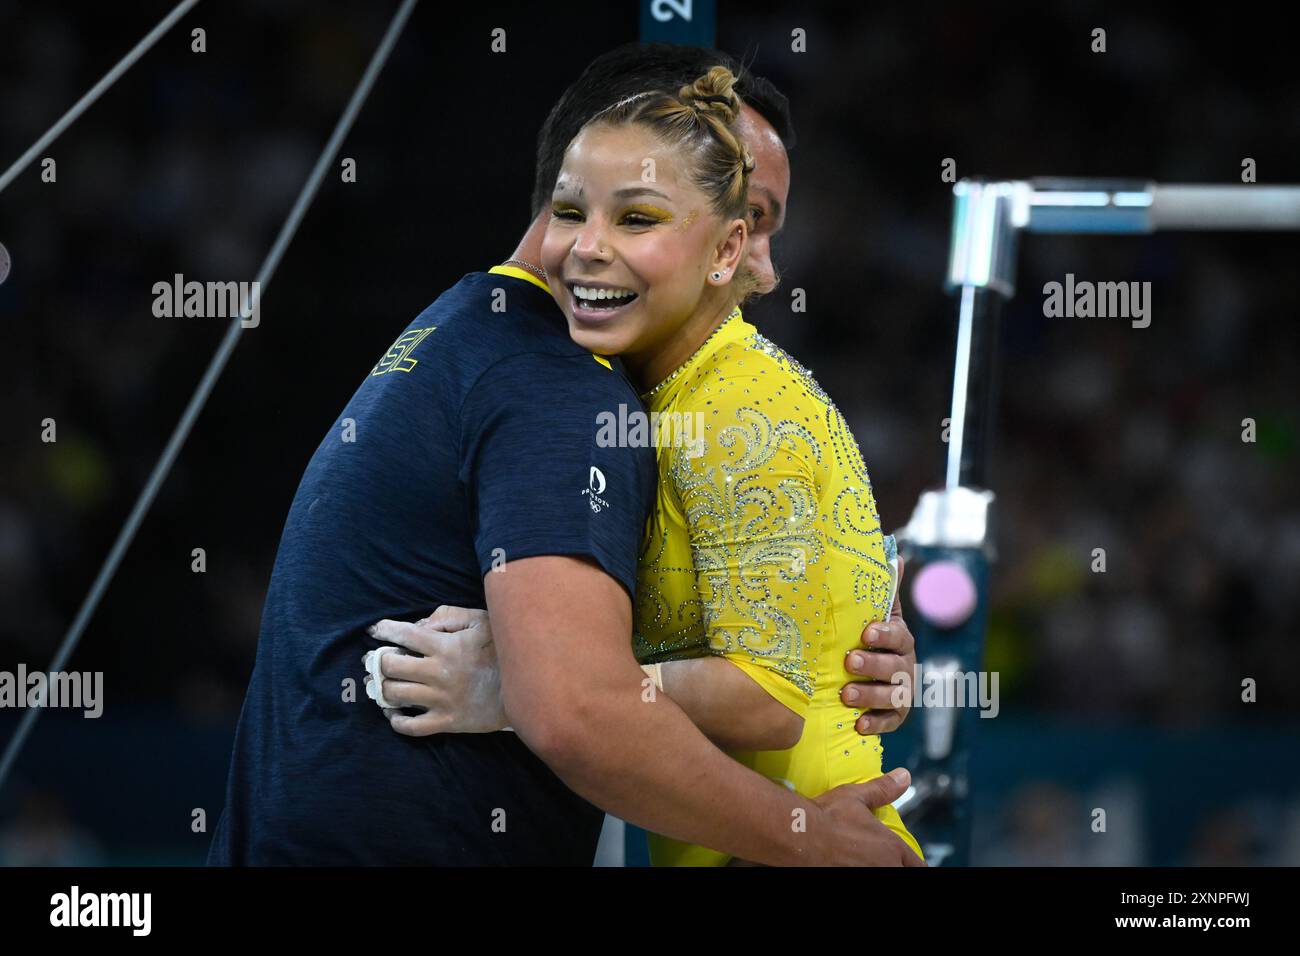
911,560 -> 978,629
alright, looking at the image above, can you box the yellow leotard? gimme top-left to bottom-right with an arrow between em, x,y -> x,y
633,307 -> 923,865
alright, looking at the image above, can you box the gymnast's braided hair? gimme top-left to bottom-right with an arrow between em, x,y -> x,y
591,66 -> 755,221
584,66 -> 763,303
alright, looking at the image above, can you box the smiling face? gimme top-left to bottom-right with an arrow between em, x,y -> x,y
540,121 -> 748,383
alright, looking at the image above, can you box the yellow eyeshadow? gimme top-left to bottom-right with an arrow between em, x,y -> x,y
627,205 -> 672,221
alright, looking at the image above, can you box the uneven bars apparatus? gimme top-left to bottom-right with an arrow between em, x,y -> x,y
892,180 -> 1300,865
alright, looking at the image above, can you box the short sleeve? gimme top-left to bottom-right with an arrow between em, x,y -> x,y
668,374 -> 830,718
459,352 -> 655,599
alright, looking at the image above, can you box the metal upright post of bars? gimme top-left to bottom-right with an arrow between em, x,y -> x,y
893,180 -> 1300,866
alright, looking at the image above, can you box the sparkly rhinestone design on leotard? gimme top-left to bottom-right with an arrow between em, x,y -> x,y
633,314 -> 894,695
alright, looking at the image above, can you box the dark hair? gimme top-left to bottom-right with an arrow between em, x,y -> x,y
531,42 -> 794,217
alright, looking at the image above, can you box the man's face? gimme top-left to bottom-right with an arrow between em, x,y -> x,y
735,104 -> 790,295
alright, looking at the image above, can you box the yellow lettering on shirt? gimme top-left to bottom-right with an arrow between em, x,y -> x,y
371,326 -> 437,376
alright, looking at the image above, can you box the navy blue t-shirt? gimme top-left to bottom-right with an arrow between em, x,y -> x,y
208,268 -> 656,865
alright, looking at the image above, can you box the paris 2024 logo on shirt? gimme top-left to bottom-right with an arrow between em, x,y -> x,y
582,466 -> 611,514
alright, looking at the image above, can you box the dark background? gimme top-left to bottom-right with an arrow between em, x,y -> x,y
1,0 -> 1297,864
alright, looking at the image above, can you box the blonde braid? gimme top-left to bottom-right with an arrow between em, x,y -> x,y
676,67 -> 755,216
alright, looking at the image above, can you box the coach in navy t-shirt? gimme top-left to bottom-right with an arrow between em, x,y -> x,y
208,265 -> 655,865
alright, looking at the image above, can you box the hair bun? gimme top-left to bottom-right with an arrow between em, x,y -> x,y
680,66 -> 742,124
